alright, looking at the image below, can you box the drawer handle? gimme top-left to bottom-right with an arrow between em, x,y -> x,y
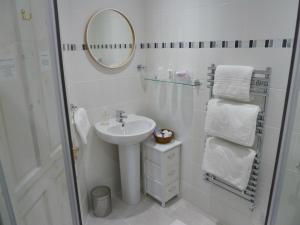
167,152 -> 175,160
168,170 -> 176,176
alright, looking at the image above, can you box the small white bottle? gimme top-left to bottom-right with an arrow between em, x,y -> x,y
157,66 -> 164,80
100,109 -> 110,125
167,64 -> 174,80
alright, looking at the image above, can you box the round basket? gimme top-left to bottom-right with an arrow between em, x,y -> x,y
153,129 -> 174,144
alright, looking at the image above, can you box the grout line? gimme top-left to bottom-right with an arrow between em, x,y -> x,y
68,74 -> 140,84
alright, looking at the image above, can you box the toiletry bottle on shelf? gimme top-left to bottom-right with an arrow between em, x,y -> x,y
100,109 -> 110,125
157,66 -> 164,80
167,64 -> 174,80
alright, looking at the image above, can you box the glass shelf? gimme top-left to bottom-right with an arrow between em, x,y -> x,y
144,77 -> 201,87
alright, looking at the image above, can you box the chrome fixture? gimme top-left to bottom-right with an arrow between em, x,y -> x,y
70,103 -> 78,121
205,63 -> 271,211
21,9 -> 32,21
116,110 -> 127,126
137,64 -> 146,71
70,103 -> 78,112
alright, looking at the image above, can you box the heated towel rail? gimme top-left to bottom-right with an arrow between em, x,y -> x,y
204,64 -> 271,211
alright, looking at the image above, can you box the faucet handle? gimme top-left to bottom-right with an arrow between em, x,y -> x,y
116,110 -> 126,117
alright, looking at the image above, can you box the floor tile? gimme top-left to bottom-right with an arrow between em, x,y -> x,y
86,195 -> 217,225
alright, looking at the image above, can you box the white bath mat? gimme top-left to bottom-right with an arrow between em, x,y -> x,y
170,220 -> 187,225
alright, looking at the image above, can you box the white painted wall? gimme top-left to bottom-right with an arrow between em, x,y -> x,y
58,0 -> 299,225
146,0 -> 297,225
143,1 -> 298,225
57,0 -> 147,223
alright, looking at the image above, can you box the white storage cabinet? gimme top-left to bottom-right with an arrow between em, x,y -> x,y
142,139 -> 181,207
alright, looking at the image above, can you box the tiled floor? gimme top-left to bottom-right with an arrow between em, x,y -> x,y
86,195 -> 217,225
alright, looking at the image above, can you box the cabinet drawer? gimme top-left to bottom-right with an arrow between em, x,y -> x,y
144,160 -> 179,185
145,177 -> 179,203
144,146 -> 180,167
163,148 -> 179,168
164,181 -> 180,201
144,147 -> 161,165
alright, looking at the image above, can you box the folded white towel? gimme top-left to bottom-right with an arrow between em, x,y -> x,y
202,137 -> 256,190
213,65 -> 254,102
205,99 -> 260,147
175,70 -> 191,82
74,108 -> 91,145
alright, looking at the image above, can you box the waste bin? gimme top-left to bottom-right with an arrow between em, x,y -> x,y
91,186 -> 112,217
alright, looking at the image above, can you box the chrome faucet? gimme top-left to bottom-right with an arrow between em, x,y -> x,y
116,110 -> 127,126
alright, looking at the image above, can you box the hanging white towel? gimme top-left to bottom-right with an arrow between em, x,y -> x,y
74,108 -> 91,145
205,98 -> 260,147
213,65 -> 254,102
202,137 -> 256,190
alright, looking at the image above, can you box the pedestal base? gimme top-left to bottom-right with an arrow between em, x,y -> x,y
118,144 -> 140,205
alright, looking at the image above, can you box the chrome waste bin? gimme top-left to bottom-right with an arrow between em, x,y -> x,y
91,186 -> 112,217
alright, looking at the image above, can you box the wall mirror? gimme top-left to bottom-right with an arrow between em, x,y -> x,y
85,9 -> 136,69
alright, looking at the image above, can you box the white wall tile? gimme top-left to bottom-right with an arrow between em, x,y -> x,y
273,171 -> 300,225
59,0 -> 298,224
210,197 -> 251,225
58,1 -> 147,221
245,0 -> 298,39
261,126 -> 281,167
265,88 -> 287,128
143,1 -> 297,225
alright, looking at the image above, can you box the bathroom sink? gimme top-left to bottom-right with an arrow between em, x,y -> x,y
94,114 -> 156,205
94,114 -> 156,145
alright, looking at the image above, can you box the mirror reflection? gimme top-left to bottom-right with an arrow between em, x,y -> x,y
86,9 -> 135,68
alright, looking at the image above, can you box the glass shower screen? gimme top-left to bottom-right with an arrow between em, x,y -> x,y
0,0 -> 79,224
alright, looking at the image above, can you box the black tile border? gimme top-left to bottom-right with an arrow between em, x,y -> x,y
62,38 -> 293,51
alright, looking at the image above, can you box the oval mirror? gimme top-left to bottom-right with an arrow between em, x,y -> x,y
85,9 -> 136,69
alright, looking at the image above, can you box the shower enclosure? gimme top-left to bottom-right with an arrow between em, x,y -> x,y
0,0 -> 80,224
267,10 -> 300,225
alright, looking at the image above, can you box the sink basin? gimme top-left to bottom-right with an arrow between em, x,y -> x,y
94,114 -> 156,205
95,115 -> 156,145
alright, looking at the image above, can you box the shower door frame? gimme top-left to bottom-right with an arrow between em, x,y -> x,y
0,0 -> 82,224
45,0 -> 83,224
266,1 -> 300,225
0,162 -> 17,225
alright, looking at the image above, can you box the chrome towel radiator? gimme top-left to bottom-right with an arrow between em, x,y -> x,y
204,64 -> 271,211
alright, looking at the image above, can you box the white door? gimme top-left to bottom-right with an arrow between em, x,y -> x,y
0,0 -> 73,224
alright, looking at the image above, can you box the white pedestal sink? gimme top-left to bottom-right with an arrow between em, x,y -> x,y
95,114 -> 156,205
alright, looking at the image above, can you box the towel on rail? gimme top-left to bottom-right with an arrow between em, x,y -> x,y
202,137 -> 256,190
213,65 -> 254,102
205,98 -> 260,147
74,108 -> 91,145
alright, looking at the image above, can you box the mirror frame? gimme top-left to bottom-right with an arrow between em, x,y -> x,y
85,9 -> 136,69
